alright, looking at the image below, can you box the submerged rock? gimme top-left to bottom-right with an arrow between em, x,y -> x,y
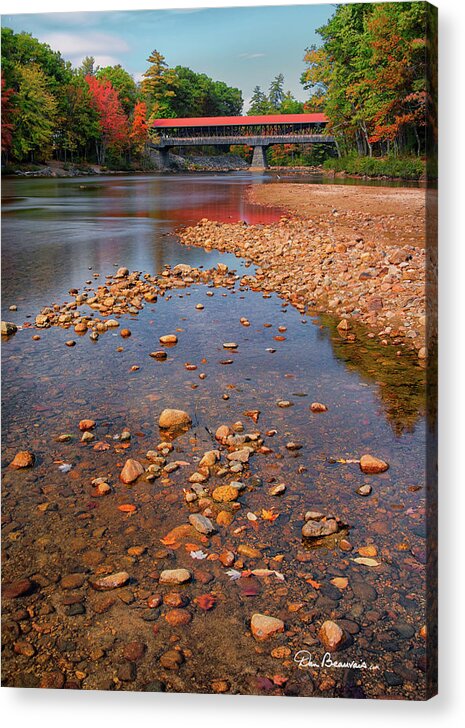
10,451 -> 35,469
120,458 -> 144,484
90,571 -> 129,590
318,620 -> 346,652
188,513 -> 216,535
159,568 -> 191,585
250,613 -> 285,640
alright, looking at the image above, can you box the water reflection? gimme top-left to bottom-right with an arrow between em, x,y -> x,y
319,313 -> 426,435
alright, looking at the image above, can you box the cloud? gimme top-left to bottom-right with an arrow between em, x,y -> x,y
42,30 -> 129,59
238,52 -> 266,60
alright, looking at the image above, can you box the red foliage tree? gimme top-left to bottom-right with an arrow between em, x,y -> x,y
130,101 -> 148,154
85,74 -> 128,164
1,73 -> 16,156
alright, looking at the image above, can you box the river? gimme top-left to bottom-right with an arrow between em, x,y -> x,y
1,172 -> 427,698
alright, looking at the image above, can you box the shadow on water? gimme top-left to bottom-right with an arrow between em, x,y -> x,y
318,313 -> 426,436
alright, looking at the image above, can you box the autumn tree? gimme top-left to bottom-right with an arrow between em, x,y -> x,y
11,63 -> 57,161
55,74 -> 99,162
130,101 -> 148,155
86,75 -> 128,164
96,64 -> 138,114
1,74 -> 15,158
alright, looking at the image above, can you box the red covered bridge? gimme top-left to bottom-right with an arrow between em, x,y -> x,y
150,113 -> 334,168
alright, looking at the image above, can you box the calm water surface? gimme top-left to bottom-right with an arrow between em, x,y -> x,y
1,173 -> 428,697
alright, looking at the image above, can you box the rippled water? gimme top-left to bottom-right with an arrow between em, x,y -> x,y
1,173 -> 428,698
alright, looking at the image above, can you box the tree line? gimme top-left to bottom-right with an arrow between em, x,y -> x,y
1,3 -> 435,170
301,1 -> 436,158
0,28 -> 243,167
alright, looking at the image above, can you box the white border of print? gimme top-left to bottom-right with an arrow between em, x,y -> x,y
1,1 -> 464,727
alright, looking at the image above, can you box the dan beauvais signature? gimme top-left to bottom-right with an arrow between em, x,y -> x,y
294,650 -> 380,671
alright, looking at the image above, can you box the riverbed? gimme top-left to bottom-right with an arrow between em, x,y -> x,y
1,172 -> 428,698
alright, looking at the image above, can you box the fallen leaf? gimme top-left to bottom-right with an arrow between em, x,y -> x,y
261,508 -> 279,522
190,550 -> 208,560
352,557 -> 380,567
195,593 -> 216,610
305,578 -> 321,589
225,569 -> 242,581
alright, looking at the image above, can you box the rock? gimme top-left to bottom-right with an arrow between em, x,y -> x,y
217,511 -> 234,527
227,448 -> 252,463
199,450 -> 219,468
360,454 -> 389,474
3,578 -> 33,599
212,485 -> 239,502
61,573 -> 86,590
81,431 -> 94,442
165,608 -> 192,626
238,544 -> 262,559
337,319 -> 350,333
35,314 -> 50,328
269,483 -> 286,496
223,342 -> 238,349
318,620 -> 345,652
159,649 -> 184,670
302,518 -> 339,539
106,319 -> 120,327
10,451 -> 35,469
418,347 -> 427,360
277,400 -> 292,408
118,663 -> 136,682
215,425 -> 231,443
115,266 -> 129,278
159,334 -> 178,345
150,351 -> 167,360
120,458 -> 144,484
159,568 -> 191,585
1,321 -> 17,336
189,514 -> 216,535
310,402 -> 328,413
120,328 -> 131,338
251,613 -> 284,640
78,419 -> 95,431
173,264 -> 192,275
159,408 -> 191,429
356,484 -> 372,496
90,572 -> 129,590
211,680 -> 229,693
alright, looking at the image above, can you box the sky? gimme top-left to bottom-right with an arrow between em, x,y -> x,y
1,3 -> 334,109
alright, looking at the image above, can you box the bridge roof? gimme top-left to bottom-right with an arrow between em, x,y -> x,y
152,113 -> 327,128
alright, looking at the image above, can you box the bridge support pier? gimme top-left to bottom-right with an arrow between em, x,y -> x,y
250,145 -> 268,170
158,147 -> 170,170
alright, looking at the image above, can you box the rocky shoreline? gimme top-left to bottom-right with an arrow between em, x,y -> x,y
178,183 -> 427,357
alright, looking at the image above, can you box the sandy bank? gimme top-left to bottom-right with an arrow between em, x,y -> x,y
179,183 -> 428,356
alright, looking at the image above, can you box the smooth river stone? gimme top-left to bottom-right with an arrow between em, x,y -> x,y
90,571 -> 129,590
159,569 -> 191,585
120,458 -> 144,484
359,454 -> 389,474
